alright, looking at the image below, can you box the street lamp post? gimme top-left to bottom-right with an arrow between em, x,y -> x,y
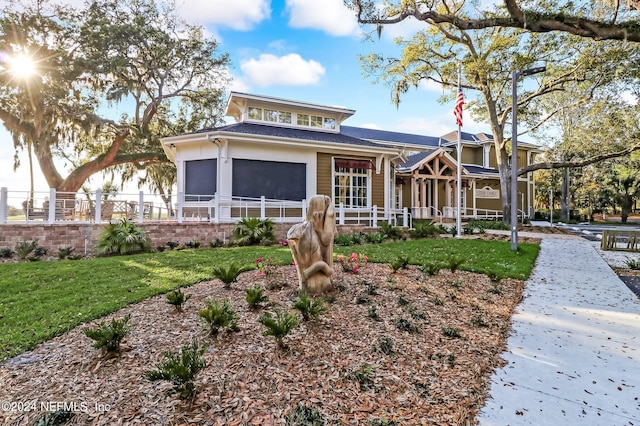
511,66 -> 545,251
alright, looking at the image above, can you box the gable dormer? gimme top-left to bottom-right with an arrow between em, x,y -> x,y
225,91 -> 356,133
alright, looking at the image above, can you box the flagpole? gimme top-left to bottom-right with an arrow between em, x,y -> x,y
456,66 -> 462,238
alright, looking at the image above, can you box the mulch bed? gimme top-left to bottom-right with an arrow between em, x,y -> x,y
0,262 -> 525,425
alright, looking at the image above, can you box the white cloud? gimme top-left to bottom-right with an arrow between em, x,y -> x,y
392,109 -> 485,136
176,0 -> 270,30
621,90 -> 638,106
285,0 -> 360,36
379,15 -> 425,41
419,79 -> 446,93
240,54 -> 325,87
229,75 -> 251,93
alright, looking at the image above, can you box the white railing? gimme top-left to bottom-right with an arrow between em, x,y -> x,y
0,187 -> 411,227
0,188 -> 176,225
412,206 -> 443,221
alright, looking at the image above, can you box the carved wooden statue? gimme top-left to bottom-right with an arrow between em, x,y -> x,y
287,195 -> 336,294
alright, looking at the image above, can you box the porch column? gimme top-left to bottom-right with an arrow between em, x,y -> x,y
0,187 -> 7,224
472,180 -> 477,217
434,179 -> 439,216
413,176 -> 419,217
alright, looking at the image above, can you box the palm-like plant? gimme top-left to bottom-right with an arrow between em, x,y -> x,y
198,299 -> 239,335
166,289 -> 192,311
143,339 -> 207,399
292,293 -> 328,322
245,286 -> 269,310
259,309 -> 299,350
211,263 -> 254,288
96,219 -> 150,255
83,314 -> 131,353
232,217 -> 275,246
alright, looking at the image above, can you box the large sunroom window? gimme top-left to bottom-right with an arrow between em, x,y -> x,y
333,159 -> 372,208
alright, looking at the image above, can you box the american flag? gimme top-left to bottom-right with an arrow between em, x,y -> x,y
454,86 -> 464,127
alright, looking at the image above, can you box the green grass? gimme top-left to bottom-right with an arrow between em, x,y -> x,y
0,239 -> 538,361
0,246 -> 292,361
334,239 -> 539,280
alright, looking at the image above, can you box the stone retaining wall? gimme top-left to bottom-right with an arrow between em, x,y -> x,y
0,222 -> 372,254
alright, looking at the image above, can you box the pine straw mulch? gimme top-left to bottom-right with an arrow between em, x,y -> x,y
0,262 -> 525,426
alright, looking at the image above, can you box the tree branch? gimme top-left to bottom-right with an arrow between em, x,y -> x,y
352,0 -> 640,43
519,142 -> 640,175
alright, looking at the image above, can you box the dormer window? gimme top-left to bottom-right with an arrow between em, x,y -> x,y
247,103 -> 338,131
248,107 -> 262,120
323,118 -> 336,130
310,116 -> 323,128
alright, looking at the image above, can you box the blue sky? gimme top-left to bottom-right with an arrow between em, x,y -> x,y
0,0 -> 486,193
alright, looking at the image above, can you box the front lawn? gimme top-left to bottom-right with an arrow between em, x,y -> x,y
0,239 -> 538,361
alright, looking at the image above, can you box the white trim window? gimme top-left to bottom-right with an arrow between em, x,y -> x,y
333,158 -> 372,208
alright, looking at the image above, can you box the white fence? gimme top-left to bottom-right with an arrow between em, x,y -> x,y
0,188 -> 411,227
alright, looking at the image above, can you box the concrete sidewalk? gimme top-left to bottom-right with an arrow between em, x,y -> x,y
477,234 -> 640,426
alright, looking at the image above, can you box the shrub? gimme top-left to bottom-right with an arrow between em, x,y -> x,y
408,221 -> 439,239
185,239 -> 201,249
198,300 -> 239,336
156,245 -> 166,252
396,295 -> 411,306
166,289 -> 192,311
369,419 -> 399,426
378,222 -> 403,240
285,403 -> 327,425
35,410 -> 75,426
377,336 -> 395,355
346,363 -> 375,391
336,252 -> 368,273
420,262 -> 441,276
209,239 -> 224,248
487,284 -> 503,295
446,254 -> 466,272
293,293 -> 328,322
96,219 -> 150,255
0,247 -> 14,258
449,280 -> 464,290
15,240 -> 39,260
232,217 -> 275,246
354,295 -> 370,305
365,282 -> 379,295
389,254 -> 410,272
367,306 -> 379,320
245,286 -> 269,310
467,220 -> 509,230
471,313 -> 488,327
83,314 -> 131,353
441,326 -> 461,338
364,232 -> 385,244
143,338 -> 207,399
333,233 -> 353,246
487,272 -> 503,283
57,246 -> 75,260
626,258 -> 640,270
394,318 -> 419,333
212,263 -> 254,288
255,257 -> 279,276
259,309 -> 299,350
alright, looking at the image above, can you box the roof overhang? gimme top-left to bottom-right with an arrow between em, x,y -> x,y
160,128 -> 400,164
396,148 -> 468,175
225,91 -> 356,123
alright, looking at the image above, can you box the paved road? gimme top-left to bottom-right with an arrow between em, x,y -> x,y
477,234 -> 640,426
